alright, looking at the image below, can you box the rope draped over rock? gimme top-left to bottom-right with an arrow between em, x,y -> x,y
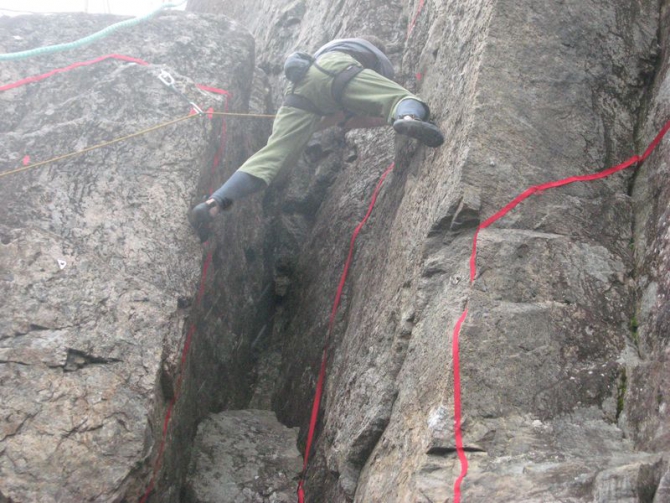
0,1 -> 187,61
0,55 -> 275,179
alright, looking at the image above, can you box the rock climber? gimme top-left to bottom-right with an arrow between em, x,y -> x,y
190,36 -> 444,242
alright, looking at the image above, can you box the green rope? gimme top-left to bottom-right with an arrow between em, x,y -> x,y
0,1 -> 187,61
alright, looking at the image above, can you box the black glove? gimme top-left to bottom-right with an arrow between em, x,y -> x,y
189,200 -> 219,243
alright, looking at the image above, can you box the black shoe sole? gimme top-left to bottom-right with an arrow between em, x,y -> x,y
393,119 -> 445,147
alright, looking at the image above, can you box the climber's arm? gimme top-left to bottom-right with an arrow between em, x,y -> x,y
207,171 -> 267,214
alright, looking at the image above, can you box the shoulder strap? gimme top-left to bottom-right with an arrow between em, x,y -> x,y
283,63 -> 364,115
312,61 -> 337,78
331,65 -> 364,107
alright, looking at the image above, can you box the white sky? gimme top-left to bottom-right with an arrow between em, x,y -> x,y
0,0 -> 186,16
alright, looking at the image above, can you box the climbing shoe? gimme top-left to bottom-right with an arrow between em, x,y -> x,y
393,116 -> 445,148
190,200 -> 218,243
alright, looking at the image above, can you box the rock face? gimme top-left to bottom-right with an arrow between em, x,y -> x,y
186,0 -> 670,502
630,2 -> 670,500
0,12 -> 257,502
3,0 -> 670,502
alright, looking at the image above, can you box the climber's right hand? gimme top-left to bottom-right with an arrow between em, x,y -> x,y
189,198 -> 234,243
189,200 -> 217,243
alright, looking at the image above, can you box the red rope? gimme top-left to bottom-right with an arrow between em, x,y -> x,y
0,54 -> 150,92
451,308 -> 469,502
406,0 -> 426,39
196,84 -> 231,195
452,118 -> 670,502
195,84 -> 230,96
297,162 -> 395,502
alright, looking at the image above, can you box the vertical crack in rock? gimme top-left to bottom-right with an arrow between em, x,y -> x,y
626,0 -> 670,495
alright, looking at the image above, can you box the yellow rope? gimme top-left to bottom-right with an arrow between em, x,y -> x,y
0,111 -> 276,180
209,111 -> 276,119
